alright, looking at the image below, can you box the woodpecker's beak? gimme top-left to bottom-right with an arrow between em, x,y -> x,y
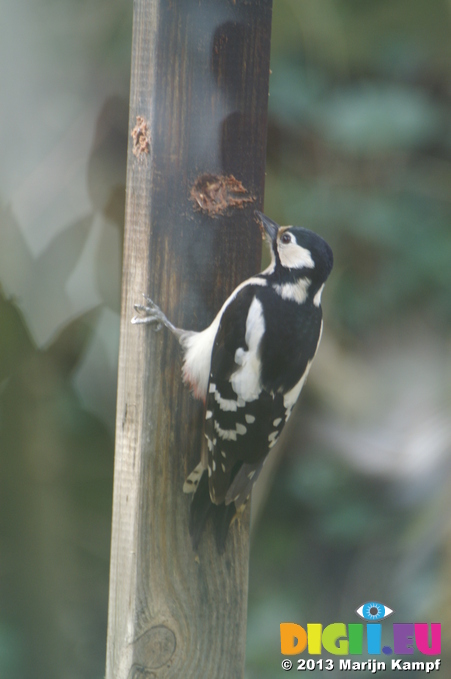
255,211 -> 279,243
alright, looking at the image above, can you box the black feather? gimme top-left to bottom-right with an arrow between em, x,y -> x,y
189,469 -> 237,553
189,471 -> 212,551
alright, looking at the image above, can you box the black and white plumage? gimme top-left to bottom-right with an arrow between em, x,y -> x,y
132,211 -> 333,552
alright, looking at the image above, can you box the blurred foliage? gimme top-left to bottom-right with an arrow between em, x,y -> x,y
0,0 -> 128,676
265,1 -> 451,336
0,294 -> 113,679
247,0 -> 451,677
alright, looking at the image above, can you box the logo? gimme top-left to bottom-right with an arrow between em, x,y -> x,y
280,601 -> 441,673
356,601 -> 394,622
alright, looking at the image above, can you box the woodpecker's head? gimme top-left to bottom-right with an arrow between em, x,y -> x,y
256,211 -> 333,284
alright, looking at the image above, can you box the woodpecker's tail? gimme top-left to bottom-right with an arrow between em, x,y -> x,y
188,471 -> 236,553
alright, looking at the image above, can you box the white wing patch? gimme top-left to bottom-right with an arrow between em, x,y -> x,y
181,276 -> 267,400
213,420 -> 247,440
230,296 -> 265,402
214,390 -> 240,411
214,421 -> 237,441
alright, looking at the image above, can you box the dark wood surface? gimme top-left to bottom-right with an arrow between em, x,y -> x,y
106,1 -> 272,677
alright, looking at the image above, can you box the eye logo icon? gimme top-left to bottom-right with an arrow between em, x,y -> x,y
356,602 -> 394,622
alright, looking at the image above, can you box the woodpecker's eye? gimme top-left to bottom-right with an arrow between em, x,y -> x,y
356,602 -> 394,621
281,233 -> 292,244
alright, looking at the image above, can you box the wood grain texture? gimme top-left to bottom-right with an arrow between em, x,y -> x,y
105,1 -> 272,677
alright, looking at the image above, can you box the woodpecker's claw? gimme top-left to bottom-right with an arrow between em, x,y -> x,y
131,294 -> 184,340
131,295 -> 169,329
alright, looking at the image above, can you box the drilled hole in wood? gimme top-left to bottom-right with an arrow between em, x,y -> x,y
190,173 -> 254,216
131,116 -> 150,157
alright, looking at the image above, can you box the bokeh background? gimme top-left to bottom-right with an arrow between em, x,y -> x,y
1,1 -> 450,677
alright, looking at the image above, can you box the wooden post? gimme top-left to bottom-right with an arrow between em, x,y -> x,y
106,2 -> 272,678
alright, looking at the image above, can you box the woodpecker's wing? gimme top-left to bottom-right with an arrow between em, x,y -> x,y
204,284 -> 287,505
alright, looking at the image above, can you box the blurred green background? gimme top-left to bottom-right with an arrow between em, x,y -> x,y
1,1 -> 450,677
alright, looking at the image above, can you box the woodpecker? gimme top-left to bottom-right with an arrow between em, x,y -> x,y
132,212 -> 333,552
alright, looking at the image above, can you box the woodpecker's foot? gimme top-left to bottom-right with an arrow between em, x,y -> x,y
132,295 -> 166,330
132,295 -> 183,338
